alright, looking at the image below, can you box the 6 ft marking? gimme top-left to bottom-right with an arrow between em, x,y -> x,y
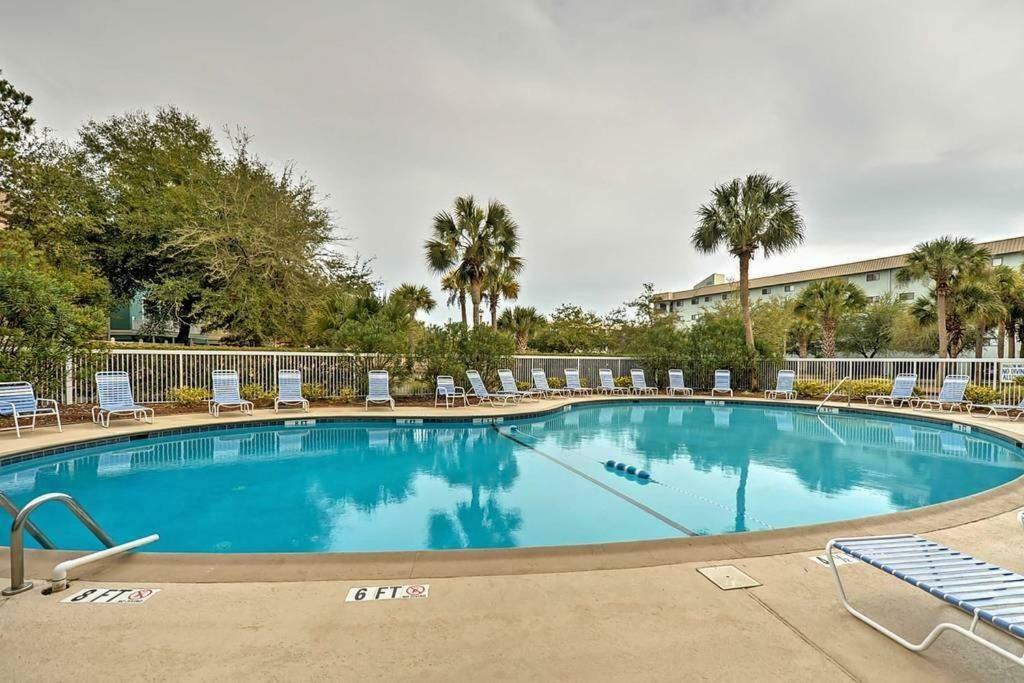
345,584 -> 430,602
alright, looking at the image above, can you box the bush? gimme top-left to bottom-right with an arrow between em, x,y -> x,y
793,379 -> 830,399
417,323 -> 515,389
167,385 -> 212,406
302,382 -> 326,401
614,375 -> 632,388
334,387 -> 355,403
846,378 -> 893,400
241,383 -> 274,402
965,384 -> 1000,405
546,376 -> 566,389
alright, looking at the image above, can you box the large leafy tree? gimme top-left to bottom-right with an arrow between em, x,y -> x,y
0,69 -> 35,182
497,305 -> 546,352
896,237 -> 991,359
692,174 -> 804,352
793,279 -> 867,357
837,294 -> 904,358
424,196 -> 520,328
530,304 -> 608,354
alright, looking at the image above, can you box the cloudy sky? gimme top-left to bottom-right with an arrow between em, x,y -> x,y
4,1 -> 1024,321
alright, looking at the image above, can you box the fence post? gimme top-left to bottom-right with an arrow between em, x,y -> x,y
177,353 -> 184,390
64,357 -> 75,405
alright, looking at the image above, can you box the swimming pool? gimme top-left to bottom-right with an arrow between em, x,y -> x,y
2,402 -> 1022,553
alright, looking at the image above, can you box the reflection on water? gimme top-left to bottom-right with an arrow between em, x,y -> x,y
2,405 -> 1022,551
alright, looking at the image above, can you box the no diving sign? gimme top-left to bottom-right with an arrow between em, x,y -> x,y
61,587 -> 160,604
345,584 -> 429,602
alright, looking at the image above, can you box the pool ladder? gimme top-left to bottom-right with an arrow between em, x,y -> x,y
2,492 -> 158,596
816,376 -> 852,412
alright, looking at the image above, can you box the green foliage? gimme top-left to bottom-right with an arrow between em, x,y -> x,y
302,382 -> 326,401
546,376 -> 566,389
531,304 -> 608,354
624,315 -> 689,387
838,295 -> 904,358
0,234 -> 105,391
965,384 -> 1000,405
682,307 -> 758,375
793,379 -> 830,399
0,69 -> 35,177
417,323 -> 515,388
167,386 -> 212,405
794,279 -> 868,356
847,378 -> 894,400
498,305 -> 546,352
613,375 -> 632,388
241,383 -> 274,402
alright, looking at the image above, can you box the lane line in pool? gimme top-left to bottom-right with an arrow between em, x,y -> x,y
494,426 -> 698,536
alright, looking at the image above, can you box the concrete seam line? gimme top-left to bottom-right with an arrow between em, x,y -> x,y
746,591 -> 860,682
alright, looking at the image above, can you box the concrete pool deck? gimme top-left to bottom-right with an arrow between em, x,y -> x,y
2,396 -> 1024,679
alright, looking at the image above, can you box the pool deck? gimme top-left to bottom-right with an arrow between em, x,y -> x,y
2,396 -> 1024,680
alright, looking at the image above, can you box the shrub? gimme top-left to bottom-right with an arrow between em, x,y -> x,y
241,383 -> 274,402
167,385 -> 212,406
614,375 -> 632,388
302,382 -> 326,401
793,379 -> 830,399
546,376 -> 566,389
965,384 -> 1000,405
334,387 -> 355,403
846,378 -> 893,400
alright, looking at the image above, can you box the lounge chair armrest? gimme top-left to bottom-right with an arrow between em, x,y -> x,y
35,397 -> 60,408
0,400 -> 18,417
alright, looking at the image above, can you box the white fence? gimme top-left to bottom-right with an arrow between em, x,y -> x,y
52,350 -> 1024,405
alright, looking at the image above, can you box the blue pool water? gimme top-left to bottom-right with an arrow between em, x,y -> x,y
2,402 -> 1022,553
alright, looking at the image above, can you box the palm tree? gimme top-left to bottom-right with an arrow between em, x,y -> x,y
911,280 -> 1003,358
424,196 -> 520,328
692,174 -> 805,352
793,279 -> 868,357
896,237 -> 991,359
389,283 -> 436,363
789,315 -> 819,358
440,270 -> 469,327
991,264 -> 1024,357
498,306 -> 546,352
483,262 -> 522,329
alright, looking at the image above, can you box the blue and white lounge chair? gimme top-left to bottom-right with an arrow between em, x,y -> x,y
916,374 -> 971,412
466,370 -> 518,406
765,370 -> 796,400
666,369 -> 693,396
563,368 -> 592,395
532,369 -> 570,398
711,369 -> 733,397
630,369 -> 657,395
93,371 -> 154,427
499,369 -> 543,401
865,373 -> 918,408
597,369 -> 628,395
275,370 -> 309,413
210,370 -> 255,417
435,375 -> 467,408
0,382 -> 62,438
826,534 -> 1024,667
366,370 -> 395,411
974,397 -> 1024,420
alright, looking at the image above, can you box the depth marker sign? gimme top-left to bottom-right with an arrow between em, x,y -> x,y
346,584 -> 430,602
61,587 -> 160,604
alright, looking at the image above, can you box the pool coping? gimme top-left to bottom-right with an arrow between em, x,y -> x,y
3,395 -> 1023,583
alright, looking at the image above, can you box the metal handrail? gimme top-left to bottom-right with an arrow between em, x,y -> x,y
3,492 -> 116,596
0,492 -> 55,550
816,376 -> 852,412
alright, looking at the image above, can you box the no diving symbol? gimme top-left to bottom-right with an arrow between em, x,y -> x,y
127,589 -> 154,602
405,585 -> 426,597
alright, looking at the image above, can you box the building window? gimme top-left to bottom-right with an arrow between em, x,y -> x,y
721,293 -> 729,300
784,285 -> 794,293
993,257 -> 1003,266
868,296 -> 880,303
899,292 -> 915,301
704,296 -> 711,302
691,297 -> 699,305
866,273 -> 880,282
761,288 -> 771,295
690,314 -> 698,321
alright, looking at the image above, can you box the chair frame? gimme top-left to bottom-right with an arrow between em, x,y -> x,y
916,374 -> 972,412
532,369 -> 570,398
466,370 -> 519,406
0,381 -> 62,438
596,369 -> 628,395
765,370 -> 797,400
666,369 -> 693,396
92,371 -> 155,427
498,369 -> 543,402
365,370 -> 396,411
629,369 -> 658,395
435,375 -> 468,408
866,373 -> 919,408
711,370 -> 733,397
563,368 -> 592,396
210,370 -> 255,418
275,369 -> 309,413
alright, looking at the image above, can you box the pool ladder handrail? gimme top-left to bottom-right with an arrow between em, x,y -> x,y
0,491 -> 55,550
816,376 -> 852,412
3,492 -> 156,596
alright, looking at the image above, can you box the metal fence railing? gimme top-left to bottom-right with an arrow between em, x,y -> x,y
47,350 -> 1024,406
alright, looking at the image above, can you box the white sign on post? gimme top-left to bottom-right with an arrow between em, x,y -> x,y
1000,363 -> 1024,383
61,587 -> 160,604
345,584 -> 430,602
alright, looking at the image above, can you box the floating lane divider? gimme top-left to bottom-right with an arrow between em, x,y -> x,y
604,460 -> 651,480
495,425 -> 697,536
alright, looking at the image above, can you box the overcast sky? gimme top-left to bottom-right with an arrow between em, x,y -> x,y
4,1 -> 1024,322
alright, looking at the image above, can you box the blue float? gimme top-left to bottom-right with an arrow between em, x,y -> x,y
604,460 -> 650,481
637,470 -> 651,480
605,459 -> 616,468
615,462 -> 627,471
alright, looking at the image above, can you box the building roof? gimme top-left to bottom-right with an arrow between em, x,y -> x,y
657,235 -> 1024,301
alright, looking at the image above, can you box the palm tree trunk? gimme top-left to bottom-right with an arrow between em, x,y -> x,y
798,337 -> 809,358
458,291 -> 467,327
739,253 -> 754,350
998,321 -> 1006,358
975,323 -> 986,358
822,320 -> 837,358
936,287 -> 949,358
489,296 -> 499,329
1009,325 -> 1016,359
470,281 -> 483,328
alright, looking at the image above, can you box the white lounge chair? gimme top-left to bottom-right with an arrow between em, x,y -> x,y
826,534 -> 1024,667
532,369 -> 570,398
366,370 -> 395,411
275,370 -> 309,413
916,374 -> 971,412
93,371 -> 154,427
974,397 -> 1024,420
711,369 -> 733,397
435,375 -> 467,408
563,368 -> 592,395
0,382 -> 61,438
597,369 -> 629,395
765,370 -> 796,400
866,373 -> 918,408
498,369 -> 543,401
210,370 -> 255,417
466,370 -> 518,406
630,369 -> 657,395
666,369 -> 693,396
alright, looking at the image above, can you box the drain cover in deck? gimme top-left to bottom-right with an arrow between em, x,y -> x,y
696,565 -> 760,590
